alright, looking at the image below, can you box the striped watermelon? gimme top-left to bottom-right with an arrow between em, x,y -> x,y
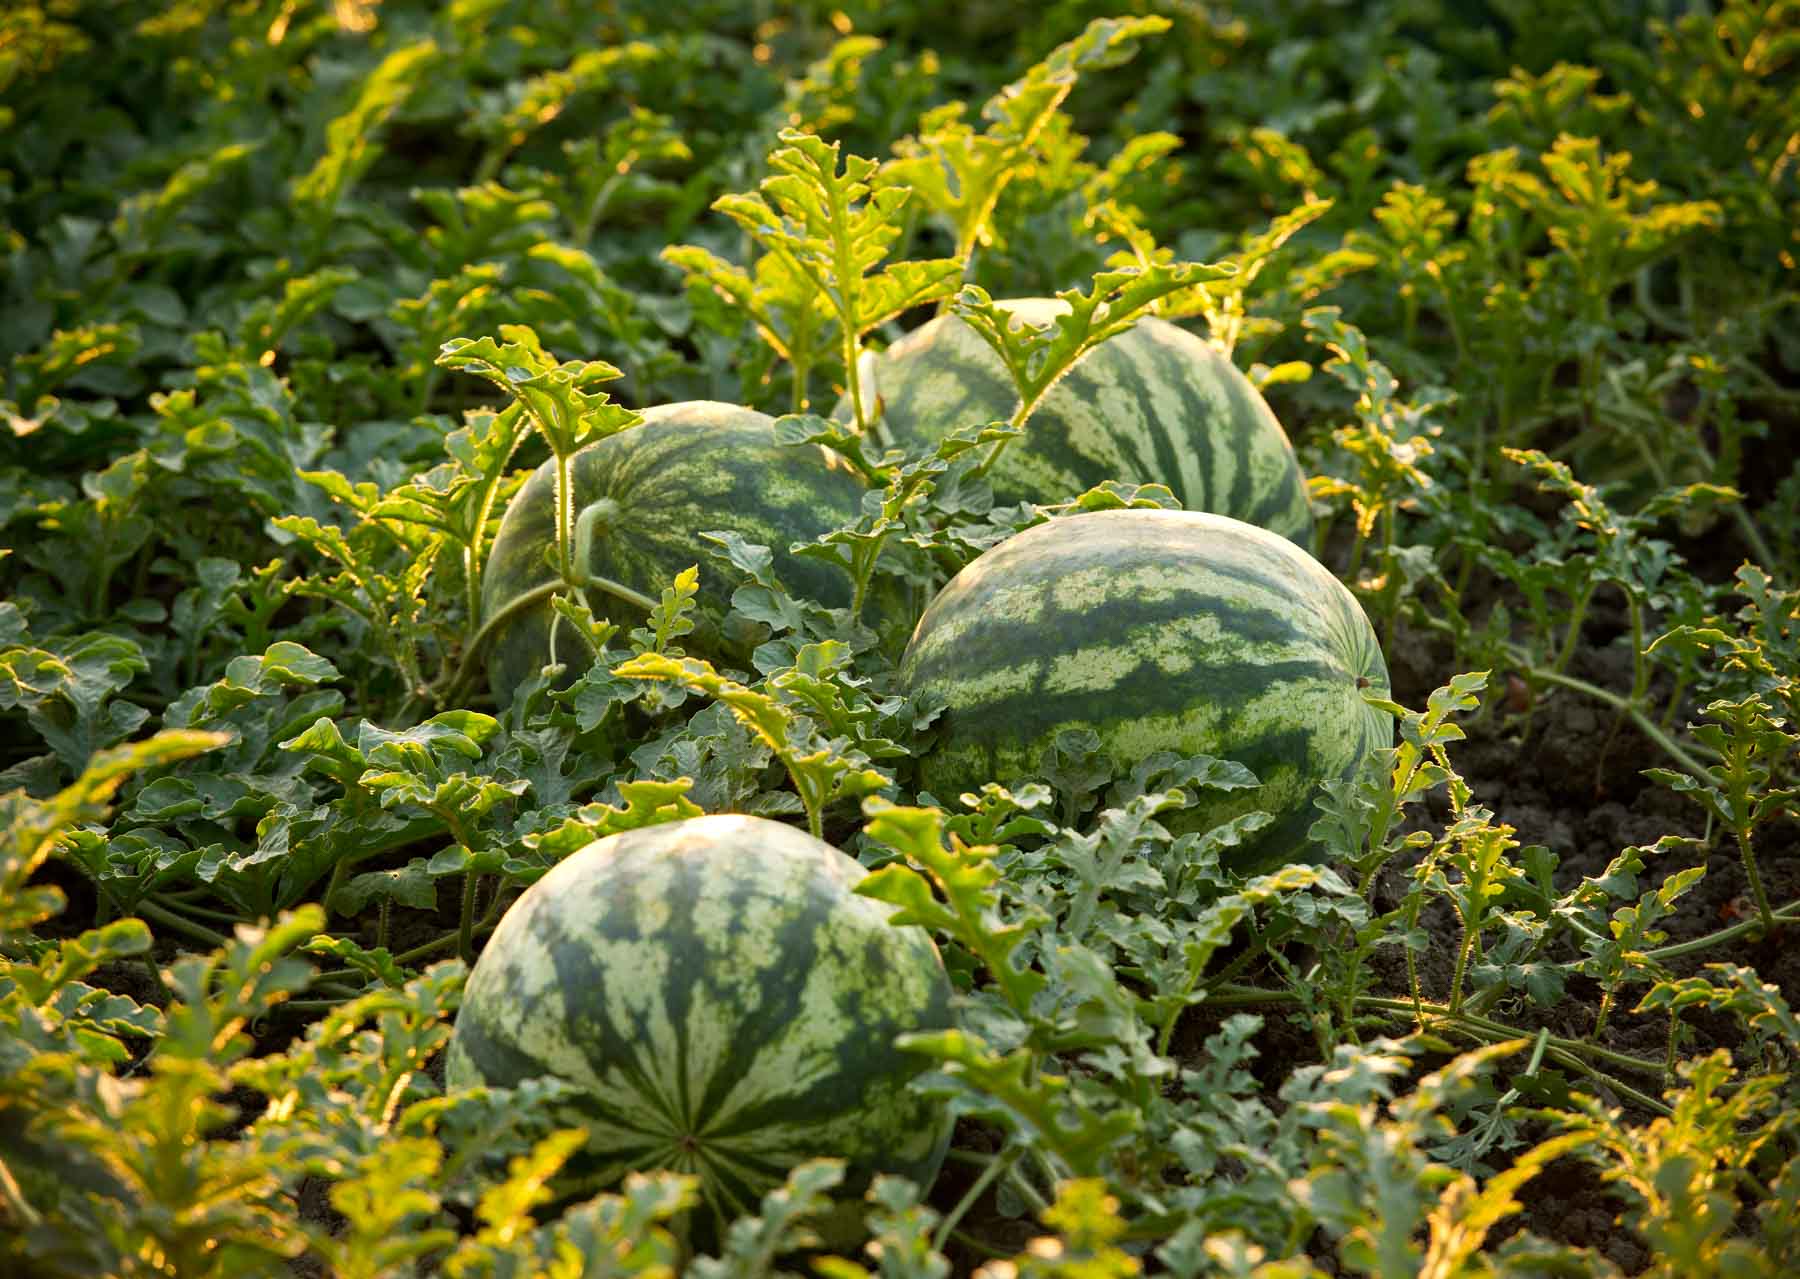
848,299 -> 1313,543
480,400 -> 871,702
897,509 -> 1389,871
444,814 -> 954,1243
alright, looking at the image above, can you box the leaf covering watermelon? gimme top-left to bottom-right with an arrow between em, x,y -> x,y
479,400 -> 870,702
850,298 -> 1313,542
444,813 -> 954,1243
898,508 -> 1390,870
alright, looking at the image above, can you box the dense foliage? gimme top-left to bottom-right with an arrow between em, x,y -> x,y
2,1 -> 1797,1275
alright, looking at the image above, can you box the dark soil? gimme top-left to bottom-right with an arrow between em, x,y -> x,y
1304,612 -> 1798,1271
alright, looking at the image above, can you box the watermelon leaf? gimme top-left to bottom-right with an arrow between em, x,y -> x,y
711,129 -> 960,446
438,326 -> 641,605
1131,195 -> 1343,356
948,261 -> 1232,481
688,1159 -> 847,1277
884,15 -> 1173,273
662,246 -> 836,413
860,799 -> 1047,1016
612,652 -> 892,839
436,327 -> 637,464
627,564 -> 700,656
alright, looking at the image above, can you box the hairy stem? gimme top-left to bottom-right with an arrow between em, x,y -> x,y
457,869 -> 481,964
1448,915 -> 1476,1015
1734,824 -> 1777,937
461,403 -> 528,644
1204,984 -> 1669,1091
1592,985 -> 1617,1041
552,451 -> 577,582
1642,898 -> 1800,962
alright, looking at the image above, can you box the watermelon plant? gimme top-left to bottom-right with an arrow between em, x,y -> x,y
444,813 -> 954,1244
477,400 -> 876,701
850,298 -> 1314,541
3,0 -> 1798,1274
899,508 -> 1391,869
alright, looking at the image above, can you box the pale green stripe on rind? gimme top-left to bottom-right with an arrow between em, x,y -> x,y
860,303 -> 1312,544
446,815 -> 953,1233
898,510 -> 1390,871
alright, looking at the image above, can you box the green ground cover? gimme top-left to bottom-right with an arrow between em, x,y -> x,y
2,1 -> 1797,1274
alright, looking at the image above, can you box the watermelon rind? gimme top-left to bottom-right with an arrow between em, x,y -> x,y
897,508 -> 1390,871
444,813 -> 954,1242
846,299 -> 1313,544
479,400 -> 871,702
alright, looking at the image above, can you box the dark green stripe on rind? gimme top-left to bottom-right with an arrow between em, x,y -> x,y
481,401 -> 873,701
898,509 -> 1391,872
446,815 -> 954,1236
855,303 -> 1312,544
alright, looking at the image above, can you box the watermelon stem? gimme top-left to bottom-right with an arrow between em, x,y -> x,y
311,907 -> 507,986
932,1145 -> 1022,1251
450,573 -> 659,704
553,450 -> 577,583
1552,578 -> 1596,678
1525,662 -> 1712,778
1417,617 -> 1716,779
971,384 -> 1050,484
1641,898 -> 1800,963
1447,923 -> 1477,1016
840,304 -> 872,438
1206,984 -> 1674,1115
134,897 -> 230,949
461,403 -> 529,644
1592,985 -> 1619,1041
457,869 -> 481,964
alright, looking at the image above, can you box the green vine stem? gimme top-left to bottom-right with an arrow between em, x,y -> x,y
932,1146 -> 1022,1252
1517,652 -> 1711,776
1410,614 -> 1715,779
457,869 -> 482,964
575,172 -> 627,247
1551,578 -> 1597,678
1592,984 -> 1620,1042
136,897 -> 231,949
1447,917 -> 1477,1015
461,401 -> 526,639
1732,821 -> 1777,939
1643,898 -> 1800,962
971,365 -> 1066,484
1199,984 -> 1671,1114
443,568 -> 658,706
307,905 -> 508,988
550,450 -> 577,583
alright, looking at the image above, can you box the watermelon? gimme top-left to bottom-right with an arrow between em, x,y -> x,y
897,509 -> 1389,871
444,813 -> 954,1243
845,298 -> 1313,543
480,400 -> 872,703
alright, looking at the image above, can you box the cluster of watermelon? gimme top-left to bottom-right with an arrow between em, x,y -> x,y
452,301 -> 1391,1240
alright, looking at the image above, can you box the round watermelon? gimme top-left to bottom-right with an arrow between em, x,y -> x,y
843,299 -> 1313,543
443,814 -> 954,1242
480,400 -> 872,703
897,509 -> 1389,871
